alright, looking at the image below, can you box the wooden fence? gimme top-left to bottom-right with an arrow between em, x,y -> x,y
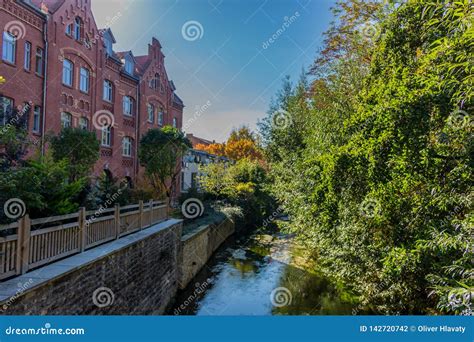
0,200 -> 168,281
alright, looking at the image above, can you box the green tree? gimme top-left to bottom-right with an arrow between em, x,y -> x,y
139,126 -> 191,202
261,0 -> 473,314
199,158 -> 275,228
0,105 -> 33,171
50,127 -> 100,182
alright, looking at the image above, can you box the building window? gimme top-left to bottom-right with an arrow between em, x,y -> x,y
154,73 -> 160,90
122,137 -> 132,157
74,17 -> 82,41
32,106 -> 41,133
79,67 -> 89,93
173,117 -> 177,128
104,38 -> 113,55
158,109 -> 164,126
147,104 -> 154,123
103,80 -> 113,102
61,112 -> 72,128
101,126 -> 112,147
79,117 -> 89,130
0,97 -> 14,126
65,24 -> 72,36
35,48 -> 44,76
24,41 -> 31,70
62,59 -> 74,86
123,96 -> 134,116
124,56 -> 134,74
2,31 -> 16,64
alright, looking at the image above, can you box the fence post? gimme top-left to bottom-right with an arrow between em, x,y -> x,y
149,199 -> 153,226
16,215 -> 31,275
114,204 -> 120,239
78,207 -> 86,252
139,200 -> 144,230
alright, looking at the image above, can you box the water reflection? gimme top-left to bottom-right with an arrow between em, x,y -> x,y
169,233 -> 361,316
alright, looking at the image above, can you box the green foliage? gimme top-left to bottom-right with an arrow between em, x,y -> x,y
0,155 -> 86,222
199,159 -> 276,228
50,127 -> 100,182
0,106 -> 33,170
261,0 -> 473,314
139,126 -> 192,199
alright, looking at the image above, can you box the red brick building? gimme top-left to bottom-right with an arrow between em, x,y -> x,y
0,0 -> 184,187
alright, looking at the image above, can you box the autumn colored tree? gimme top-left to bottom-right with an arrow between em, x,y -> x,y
195,143 -> 226,156
225,138 -> 262,161
194,126 -> 263,162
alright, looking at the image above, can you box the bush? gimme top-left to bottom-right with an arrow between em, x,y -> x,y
199,158 -> 276,228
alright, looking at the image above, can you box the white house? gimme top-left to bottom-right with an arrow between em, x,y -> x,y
181,149 -> 229,193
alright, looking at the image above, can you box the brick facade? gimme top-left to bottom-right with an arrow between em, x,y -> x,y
0,0 -> 184,187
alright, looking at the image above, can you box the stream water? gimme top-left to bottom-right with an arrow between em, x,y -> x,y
169,232 -> 360,316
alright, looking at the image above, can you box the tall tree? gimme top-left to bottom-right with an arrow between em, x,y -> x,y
139,126 -> 192,202
50,127 -> 100,182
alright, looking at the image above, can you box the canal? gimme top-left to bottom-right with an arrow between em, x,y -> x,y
169,231 -> 361,315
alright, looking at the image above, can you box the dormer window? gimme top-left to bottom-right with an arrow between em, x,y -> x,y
124,56 -> 134,75
104,38 -> 113,55
74,17 -> 83,41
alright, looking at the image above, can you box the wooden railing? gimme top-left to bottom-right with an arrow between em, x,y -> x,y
0,200 -> 168,281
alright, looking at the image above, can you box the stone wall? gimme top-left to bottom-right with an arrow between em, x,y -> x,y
0,220 -> 183,315
179,218 -> 235,289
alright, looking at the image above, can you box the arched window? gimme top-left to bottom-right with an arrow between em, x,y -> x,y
103,169 -> 114,185
79,117 -> 89,130
61,112 -> 72,128
74,17 -> 83,41
147,104 -> 154,123
158,108 -> 164,126
79,67 -> 90,93
125,176 -> 133,189
62,59 -> 73,86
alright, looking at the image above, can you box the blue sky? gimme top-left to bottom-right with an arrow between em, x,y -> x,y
92,0 -> 335,142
